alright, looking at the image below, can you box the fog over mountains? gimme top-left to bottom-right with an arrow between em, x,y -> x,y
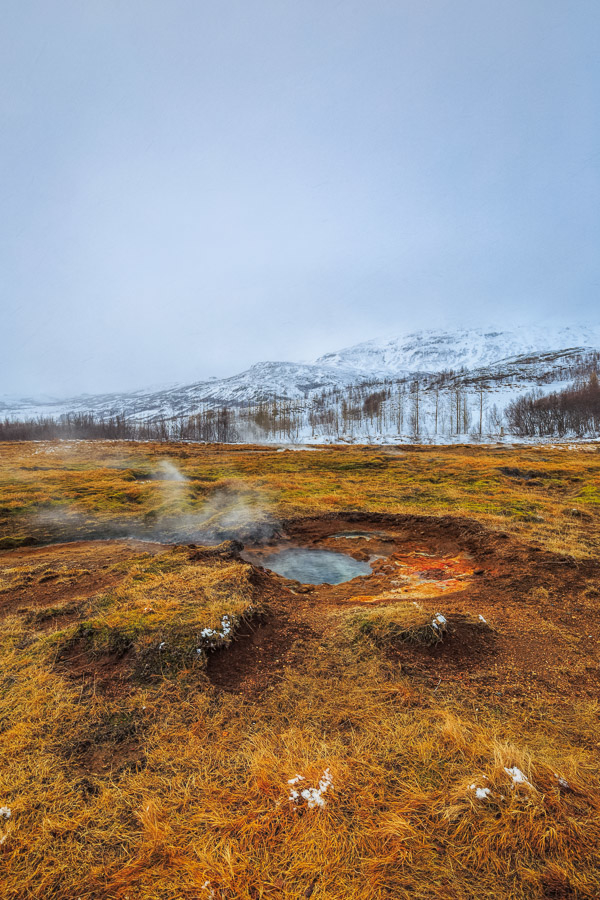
2,325 -> 599,442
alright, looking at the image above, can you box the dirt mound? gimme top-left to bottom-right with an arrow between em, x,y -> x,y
387,613 -> 499,673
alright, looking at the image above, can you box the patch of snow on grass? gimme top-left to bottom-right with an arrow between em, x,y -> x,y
469,783 -> 492,800
197,616 -> 235,654
478,614 -> 487,624
288,769 -> 333,809
431,613 -> 447,632
0,807 -> 11,819
504,766 -> 531,786
200,615 -> 232,642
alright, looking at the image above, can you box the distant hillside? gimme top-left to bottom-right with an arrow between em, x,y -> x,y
2,325 -> 600,442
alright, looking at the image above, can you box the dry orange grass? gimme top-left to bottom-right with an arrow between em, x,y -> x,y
2,624 -> 599,898
0,440 -> 599,898
1,439 -> 599,556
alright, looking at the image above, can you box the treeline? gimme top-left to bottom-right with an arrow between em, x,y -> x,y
0,384 -> 490,443
506,372 -> 600,437
0,410 -> 240,443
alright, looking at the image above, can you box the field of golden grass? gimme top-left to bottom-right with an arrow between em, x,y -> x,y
0,440 -> 599,899
1,440 -> 599,556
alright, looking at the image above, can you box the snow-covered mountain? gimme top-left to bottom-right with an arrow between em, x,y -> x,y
2,325 -> 599,432
0,361 -> 362,420
315,325 -> 600,376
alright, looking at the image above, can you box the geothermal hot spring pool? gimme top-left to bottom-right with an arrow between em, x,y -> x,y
256,547 -> 373,585
241,523 -> 476,594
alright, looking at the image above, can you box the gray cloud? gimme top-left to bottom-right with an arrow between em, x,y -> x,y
2,1 -> 599,396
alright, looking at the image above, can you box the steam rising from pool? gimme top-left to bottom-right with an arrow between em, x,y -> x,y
259,548 -> 372,585
27,456 -> 278,547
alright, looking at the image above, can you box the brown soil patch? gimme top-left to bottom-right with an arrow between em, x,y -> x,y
72,737 -> 145,777
0,539 -> 166,619
206,603 -> 315,697
55,636 -> 135,698
64,713 -> 147,777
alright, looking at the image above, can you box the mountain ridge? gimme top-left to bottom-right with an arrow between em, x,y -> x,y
2,325 -> 599,425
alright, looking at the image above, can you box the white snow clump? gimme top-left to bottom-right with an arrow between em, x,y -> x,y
431,613 -> 447,631
197,616 -> 233,653
469,783 -> 492,800
504,766 -> 531,786
288,769 -> 333,809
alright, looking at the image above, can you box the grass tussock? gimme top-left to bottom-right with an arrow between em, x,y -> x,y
43,548 -> 257,679
350,602 -> 450,647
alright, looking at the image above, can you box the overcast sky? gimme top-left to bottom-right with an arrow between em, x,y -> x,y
2,1 -> 600,396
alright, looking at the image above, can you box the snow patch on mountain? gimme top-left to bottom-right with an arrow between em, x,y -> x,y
315,326 -> 600,376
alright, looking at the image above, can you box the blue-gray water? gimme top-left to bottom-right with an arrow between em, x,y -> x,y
260,548 -> 372,585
